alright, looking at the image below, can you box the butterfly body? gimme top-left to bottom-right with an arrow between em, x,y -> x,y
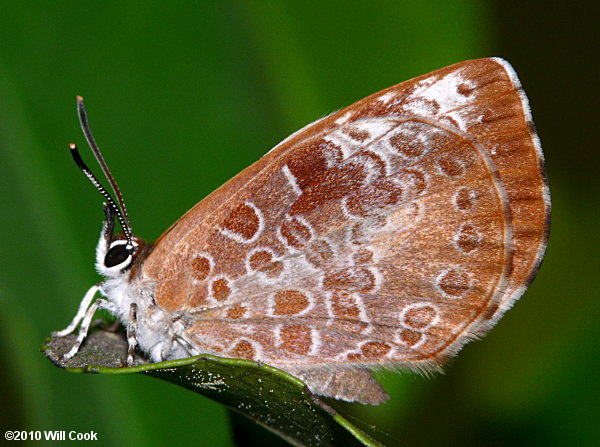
57,58 -> 549,404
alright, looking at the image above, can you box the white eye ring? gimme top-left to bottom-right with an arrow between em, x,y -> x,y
103,240 -> 138,272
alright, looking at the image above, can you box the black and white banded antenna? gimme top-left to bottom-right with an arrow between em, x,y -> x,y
70,96 -> 133,249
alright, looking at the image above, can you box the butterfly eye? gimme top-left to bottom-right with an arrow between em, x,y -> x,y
104,242 -> 134,269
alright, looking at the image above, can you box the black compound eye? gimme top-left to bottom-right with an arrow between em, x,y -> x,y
104,244 -> 131,268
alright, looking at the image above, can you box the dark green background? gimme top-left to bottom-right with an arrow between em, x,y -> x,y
1,1 -> 597,446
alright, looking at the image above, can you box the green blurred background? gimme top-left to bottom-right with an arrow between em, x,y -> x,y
1,1 -> 597,446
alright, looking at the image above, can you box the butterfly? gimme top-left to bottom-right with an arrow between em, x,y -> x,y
54,58 -> 550,404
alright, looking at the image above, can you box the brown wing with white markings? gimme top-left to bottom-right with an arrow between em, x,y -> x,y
141,58 -> 548,390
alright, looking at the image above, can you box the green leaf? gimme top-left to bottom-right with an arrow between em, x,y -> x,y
42,329 -> 381,447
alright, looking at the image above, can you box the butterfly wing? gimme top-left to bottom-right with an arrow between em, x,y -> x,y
141,58 -> 549,401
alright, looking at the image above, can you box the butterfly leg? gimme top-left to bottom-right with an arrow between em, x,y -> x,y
61,297 -> 118,361
126,303 -> 138,366
140,320 -> 198,362
52,284 -> 100,337
173,332 -> 200,358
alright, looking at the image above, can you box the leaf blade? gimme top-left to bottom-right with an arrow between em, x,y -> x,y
43,330 -> 381,447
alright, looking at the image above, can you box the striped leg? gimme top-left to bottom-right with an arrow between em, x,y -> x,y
53,284 -> 100,337
62,297 -> 118,361
126,303 -> 138,366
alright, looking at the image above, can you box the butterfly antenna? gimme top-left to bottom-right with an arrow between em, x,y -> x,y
72,96 -> 133,247
69,143 -> 133,247
75,96 -> 133,243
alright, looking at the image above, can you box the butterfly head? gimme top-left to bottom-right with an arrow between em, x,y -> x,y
94,203 -> 148,278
